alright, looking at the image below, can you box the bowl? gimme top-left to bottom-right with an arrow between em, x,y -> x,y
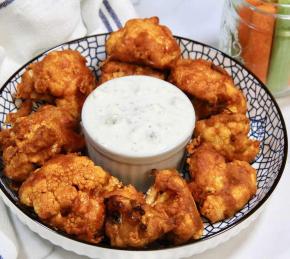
0,33 -> 287,259
81,75 -> 195,191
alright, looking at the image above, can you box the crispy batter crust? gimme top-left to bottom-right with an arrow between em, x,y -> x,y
194,113 -> 260,162
169,59 -> 247,118
19,154 -> 122,243
16,50 -> 95,118
146,169 -> 203,244
105,170 -> 203,248
105,185 -> 173,248
0,105 -> 85,181
106,17 -> 180,69
187,142 -> 257,223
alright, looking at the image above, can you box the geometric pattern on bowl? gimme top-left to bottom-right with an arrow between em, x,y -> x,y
0,34 -> 287,249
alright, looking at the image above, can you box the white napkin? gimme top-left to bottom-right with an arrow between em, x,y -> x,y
0,0 -> 137,258
0,201 -> 18,259
0,0 -> 137,86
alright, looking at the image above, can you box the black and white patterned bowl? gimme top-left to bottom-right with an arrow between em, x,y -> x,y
0,34 -> 287,259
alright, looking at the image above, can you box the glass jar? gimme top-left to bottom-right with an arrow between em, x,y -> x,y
220,0 -> 290,97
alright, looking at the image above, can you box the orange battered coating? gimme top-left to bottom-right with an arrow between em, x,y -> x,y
105,185 -> 173,248
19,154 -> 122,244
105,169 -> 204,248
169,59 -> 247,118
194,113 -> 260,162
146,169 -> 203,244
0,105 -> 85,181
106,17 -> 180,69
99,60 -> 165,84
16,50 -> 95,118
187,142 -> 257,223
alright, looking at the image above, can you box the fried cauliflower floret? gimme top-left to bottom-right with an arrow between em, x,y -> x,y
169,59 -> 247,118
187,142 -> 257,223
19,154 -> 122,243
106,17 -> 180,69
99,60 -> 165,84
195,113 -> 260,162
105,185 -> 173,248
16,50 -> 95,118
146,169 -> 203,244
0,105 -> 85,181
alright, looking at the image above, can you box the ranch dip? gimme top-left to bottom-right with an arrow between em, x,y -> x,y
82,76 -> 195,158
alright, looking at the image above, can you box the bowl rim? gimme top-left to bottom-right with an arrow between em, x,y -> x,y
0,33 -> 288,252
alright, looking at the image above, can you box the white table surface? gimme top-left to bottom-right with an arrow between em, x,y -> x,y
8,0 -> 290,258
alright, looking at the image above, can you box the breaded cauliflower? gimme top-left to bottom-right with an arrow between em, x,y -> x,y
194,113 -> 260,162
187,142 -> 257,223
106,17 -> 180,69
105,185 -> 173,248
146,169 -> 203,244
16,50 -> 95,118
99,60 -> 165,84
169,59 -> 247,118
105,169 -> 203,248
0,105 -> 85,181
19,154 -> 122,243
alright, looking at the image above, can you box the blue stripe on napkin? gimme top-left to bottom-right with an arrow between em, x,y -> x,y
99,9 -> 113,32
103,0 -> 122,29
0,0 -> 14,9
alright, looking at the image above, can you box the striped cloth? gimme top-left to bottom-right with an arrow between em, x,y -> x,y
99,0 -> 123,31
0,1 -> 137,258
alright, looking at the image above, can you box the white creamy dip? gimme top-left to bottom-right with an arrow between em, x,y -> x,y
82,76 -> 195,158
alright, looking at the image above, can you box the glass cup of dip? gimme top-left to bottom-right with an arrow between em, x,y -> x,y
220,0 -> 290,97
81,76 -> 195,191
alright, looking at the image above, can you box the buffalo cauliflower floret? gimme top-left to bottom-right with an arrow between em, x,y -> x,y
0,105 -> 85,181
146,169 -> 203,244
169,59 -> 247,118
16,50 -> 95,118
194,113 -> 260,162
19,154 -> 122,243
106,17 -> 180,69
187,141 -> 257,223
105,185 -> 173,248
